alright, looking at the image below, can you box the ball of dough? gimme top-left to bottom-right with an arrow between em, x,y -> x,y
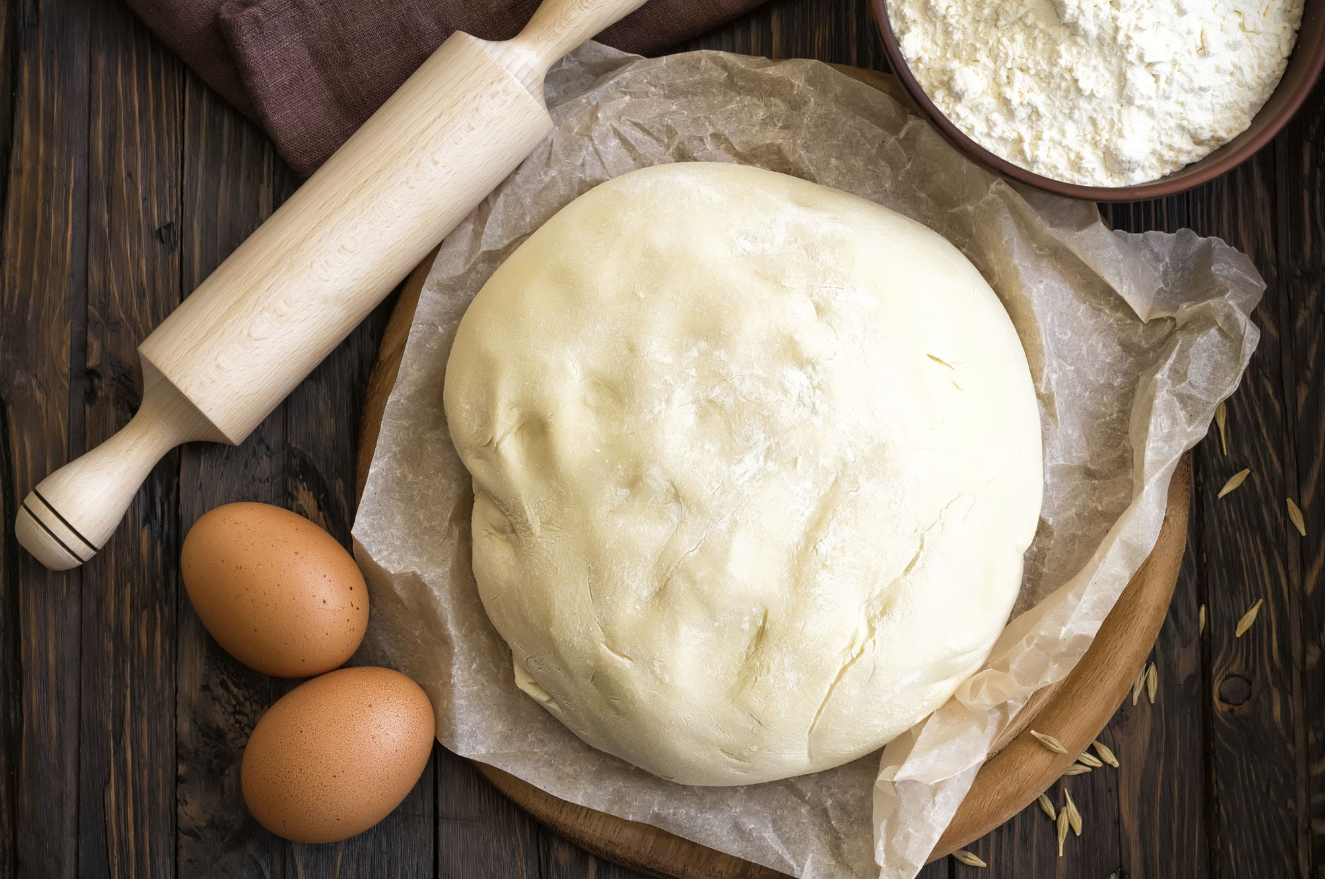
444,163 -> 1042,786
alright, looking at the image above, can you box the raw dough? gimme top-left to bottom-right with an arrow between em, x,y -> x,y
444,163 -> 1042,786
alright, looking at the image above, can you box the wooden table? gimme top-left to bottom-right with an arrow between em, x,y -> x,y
0,1 -> 1320,877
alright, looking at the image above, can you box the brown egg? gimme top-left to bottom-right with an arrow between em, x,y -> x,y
182,502 -> 368,677
241,666 -> 435,843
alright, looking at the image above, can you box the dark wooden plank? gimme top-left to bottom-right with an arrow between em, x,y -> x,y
1110,554 -> 1210,878
173,78 -> 286,879
1180,150 -> 1301,878
983,743 -> 1124,873
1277,75 -> 1325,879
683,0 -> 888,69
0,0 -> 22,874
915,861 -> 950,879
76,3 -> 183,876
539,833 -> 654,879
0,0 -> 92,874
974,803 -> 1055,876
437,751 -> 540,879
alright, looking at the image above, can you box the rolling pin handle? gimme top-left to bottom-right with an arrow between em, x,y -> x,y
500,0 -> 650,91
15,366 -> 222,571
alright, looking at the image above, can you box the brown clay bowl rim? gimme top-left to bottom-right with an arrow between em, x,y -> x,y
869,0 -> 1325,202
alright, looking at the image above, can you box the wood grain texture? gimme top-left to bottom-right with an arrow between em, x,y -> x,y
2,0 -> 1323,877
0,0 -> 22,874
1,0 -> 91,874
435,748 -> 541,879
1108,553 -> 1210,879
1194,145 -> 1300,879
1276,68 -> 1325,879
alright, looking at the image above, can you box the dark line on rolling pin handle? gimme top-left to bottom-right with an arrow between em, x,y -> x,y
31,488 -> 96,553
17,503 -> 85,564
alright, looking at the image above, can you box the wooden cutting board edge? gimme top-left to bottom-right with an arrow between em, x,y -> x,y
354,68 -> 1191,874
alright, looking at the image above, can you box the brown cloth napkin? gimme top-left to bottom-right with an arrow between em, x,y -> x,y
127,0 -> 765,177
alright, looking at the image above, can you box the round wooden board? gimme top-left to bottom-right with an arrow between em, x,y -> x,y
355,66 -> 1192,875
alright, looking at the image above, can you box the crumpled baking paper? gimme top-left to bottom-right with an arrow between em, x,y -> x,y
352,43 -> 1262,879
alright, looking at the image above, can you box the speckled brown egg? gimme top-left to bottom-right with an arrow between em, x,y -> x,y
182,502 -> 368,677
241,666 -> 435,843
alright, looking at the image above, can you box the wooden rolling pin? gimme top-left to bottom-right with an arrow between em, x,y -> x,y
16,0 -> 646,571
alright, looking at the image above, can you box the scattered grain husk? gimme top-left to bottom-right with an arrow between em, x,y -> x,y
1031,730 -> 1068,755
1199,604 -> 1207,635
1038,792 -> 1056,821
1061,764 -> 1092,776
1092,740 -> 1119,768
1056,808 -> 1069,857
1215,401 -> 1228,454
1062,788 -> 1082,836
1287,498 -> 1306,536
1132,668 -> 1146,706
1235,599 -> 1263,638
1217,468 -> 1250,499
1077,751 -> 1103,768
952,850 -> 986,868
1146,663 -> 1158,703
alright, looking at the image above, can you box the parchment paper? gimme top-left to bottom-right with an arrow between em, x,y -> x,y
352,44 -> 1263,879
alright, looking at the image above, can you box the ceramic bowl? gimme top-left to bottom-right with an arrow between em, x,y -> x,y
870,0 -> 1325,201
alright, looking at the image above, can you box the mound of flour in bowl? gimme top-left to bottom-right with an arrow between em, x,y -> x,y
889,0 -> 1304,186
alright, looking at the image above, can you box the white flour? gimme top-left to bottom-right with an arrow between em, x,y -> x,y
889,0 -> 1304,186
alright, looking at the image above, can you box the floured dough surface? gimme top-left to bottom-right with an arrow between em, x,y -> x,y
444,162 -> 1043,786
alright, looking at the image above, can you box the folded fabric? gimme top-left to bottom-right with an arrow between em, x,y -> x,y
126,0 -> 765,176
